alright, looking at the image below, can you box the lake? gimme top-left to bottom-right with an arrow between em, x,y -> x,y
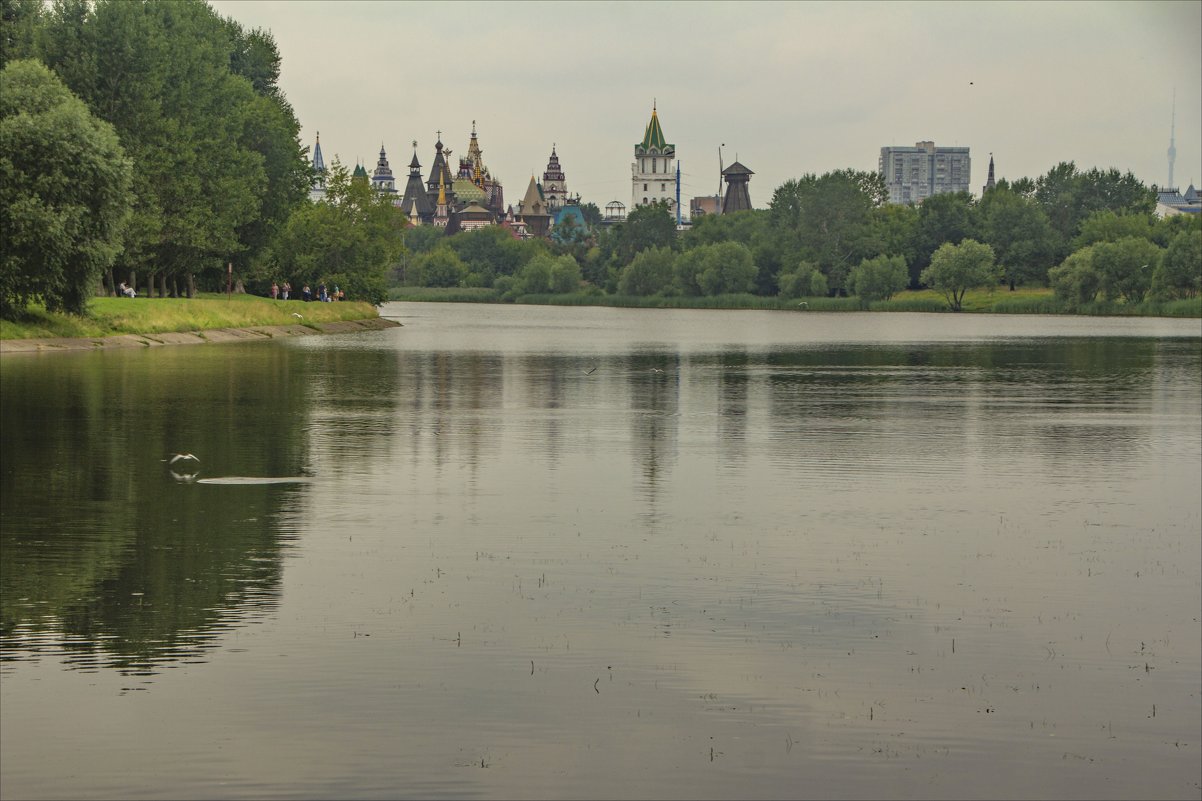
2,303 -> 1199,800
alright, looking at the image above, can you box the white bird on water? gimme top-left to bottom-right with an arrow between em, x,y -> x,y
166,453 -> 199,465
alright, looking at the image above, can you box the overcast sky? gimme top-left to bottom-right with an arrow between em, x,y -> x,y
208,0 -> 1201,210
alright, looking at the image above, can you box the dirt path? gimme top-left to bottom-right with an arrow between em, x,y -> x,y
0,317 -> 401,355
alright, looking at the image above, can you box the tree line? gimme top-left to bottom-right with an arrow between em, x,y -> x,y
3,0 -> 1198,319
396,166 -> 1198,311
2,0 -> 319,316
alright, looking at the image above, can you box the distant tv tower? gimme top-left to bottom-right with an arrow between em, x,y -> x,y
1167,88 -> 1177,190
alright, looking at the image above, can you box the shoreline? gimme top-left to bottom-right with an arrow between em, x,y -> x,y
0,317 -> 401,355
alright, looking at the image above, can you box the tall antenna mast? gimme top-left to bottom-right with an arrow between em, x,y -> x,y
1167,88 -> 1177,190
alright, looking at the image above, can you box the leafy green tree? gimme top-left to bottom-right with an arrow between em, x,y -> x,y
1072,210 -> 1155,249
979,187 -> 1058,289
1048,246 -> 1101,308
1034,162 -> 1155,259
920,239 -> 998,311
768,170 -> 884,293
37,0 -> 307,296
776,261 -> 826,299
612,200 -> 677,264
701,241 -> 757,296
548,253 -> 582,293
1,0 -> 43,67
1149,229 -> 1201,299
447,224 -> 528,283
550,212 -> 588,246
618,245 -> 674,296
403,224 -> 446,255
848,255 -> 908,306
269,160 -> 402,304
578,202 -> 602,227
911,191 -> 977,286
512,253 -> 558,295
1091,236 -> 1161,303
416,246 -> 466,288
864,203 -> 918,274
1,59 -> 132,316
1152,211 -> 1201,246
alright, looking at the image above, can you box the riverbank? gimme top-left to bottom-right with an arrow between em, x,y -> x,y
388,285 -> 1202,317
0,317 -> 400,355
0,294 -> 399,354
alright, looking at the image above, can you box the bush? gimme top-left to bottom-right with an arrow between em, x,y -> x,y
416,247 -> 467,288
1092,236 -> 1161,303
1049,246 -> 1101,308
848,254 -> 908,306
777,261 -> 826,299
618,246 -> 675,296
1150,229 -> 1201,300
673,241 -> 756,297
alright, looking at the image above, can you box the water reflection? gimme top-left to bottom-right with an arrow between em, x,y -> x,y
1,341 -> 400,674
1,308 -> 1199,800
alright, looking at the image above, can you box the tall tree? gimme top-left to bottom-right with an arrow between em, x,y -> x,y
0,0 -> 43,67
910,191 -> 977,286
1150,229 -> 1202,300
1091,236 -> 1161,303
36,0 -> 307,296
1034,161 -> 1155,260
767,170 -> 884,293
979,187 -> 1058,289
269,160 -> 403,304
611,200 -> 677,265
0,59 -> 132,316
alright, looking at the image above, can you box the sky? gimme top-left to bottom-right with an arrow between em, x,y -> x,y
208,0 -> 1202,212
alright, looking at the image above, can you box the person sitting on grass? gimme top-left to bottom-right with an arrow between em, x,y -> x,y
119,281 -> 136,298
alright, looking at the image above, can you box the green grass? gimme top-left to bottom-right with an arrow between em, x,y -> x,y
0,293 -> 381,340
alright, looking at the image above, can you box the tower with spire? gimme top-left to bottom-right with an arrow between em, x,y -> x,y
309,132 -> 327,202
543,145 -> 567,213
455,121 -> 504,218
427,133 -> 456,210
399,141 -> 435,225
371,143 -> 397,195
982,153 -> 996,196
517,174 -> 550,238
631,101 -> 677,214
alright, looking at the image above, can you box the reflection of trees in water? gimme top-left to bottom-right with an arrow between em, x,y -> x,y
715,350 -> 750,467
759,339 -> 1174,480
391,351 -> 505,474
0,343 -> 393,673
626,354 -> 681,514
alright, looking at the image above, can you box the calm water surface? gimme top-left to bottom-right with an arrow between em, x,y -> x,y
2,303 -> 1200,800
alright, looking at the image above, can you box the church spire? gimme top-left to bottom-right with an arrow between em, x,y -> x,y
312,131 -> 325,172
982,153 -> 996,196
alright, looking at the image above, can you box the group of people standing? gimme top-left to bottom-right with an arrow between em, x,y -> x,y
270,281 -> 343,302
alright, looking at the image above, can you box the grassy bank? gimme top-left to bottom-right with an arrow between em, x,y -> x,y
390,286 -> 1201,317
0,293 -> 380,340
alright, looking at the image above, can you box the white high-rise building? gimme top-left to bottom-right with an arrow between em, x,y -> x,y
631,103 -> 676,214
879,141 -> 971,204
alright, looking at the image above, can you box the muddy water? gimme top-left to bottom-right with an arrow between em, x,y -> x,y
2,303 -> 1199,799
